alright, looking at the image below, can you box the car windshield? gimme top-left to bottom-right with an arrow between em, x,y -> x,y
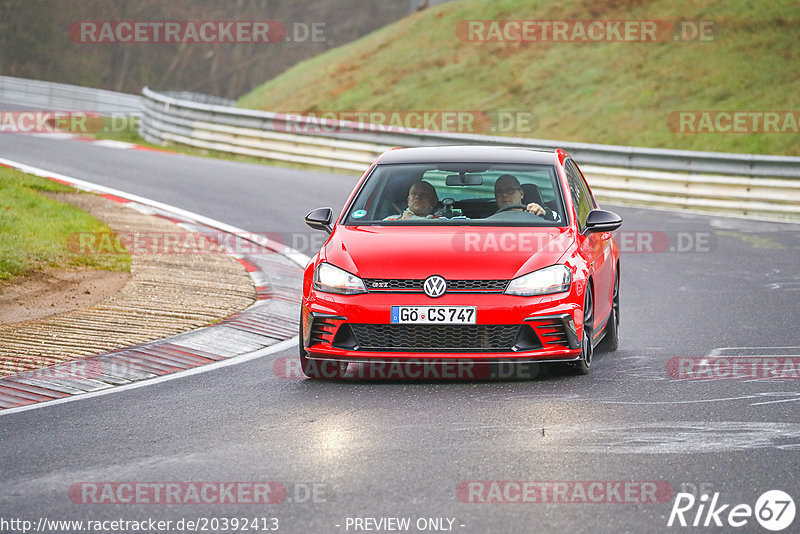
343,162 -> 566,226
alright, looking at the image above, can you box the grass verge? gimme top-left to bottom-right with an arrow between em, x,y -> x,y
0,166 -> 131,282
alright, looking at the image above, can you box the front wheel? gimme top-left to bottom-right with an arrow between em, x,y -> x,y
599,270 -> 619,352
569,287 -> 593,375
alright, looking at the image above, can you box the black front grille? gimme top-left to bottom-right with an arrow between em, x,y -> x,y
448,279 -> 508,291
363,279 -> 508,293
364,279 -> 423,291
349,324 -> 521,352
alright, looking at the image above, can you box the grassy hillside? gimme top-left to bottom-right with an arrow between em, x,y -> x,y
239,0 -> 800,156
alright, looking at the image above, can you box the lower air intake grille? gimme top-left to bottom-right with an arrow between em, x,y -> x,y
531,319 -> 569,346
310,318 -> 338,345
349,324 -> 521,352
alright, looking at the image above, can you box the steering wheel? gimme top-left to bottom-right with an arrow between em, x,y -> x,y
495,203 -> 542,215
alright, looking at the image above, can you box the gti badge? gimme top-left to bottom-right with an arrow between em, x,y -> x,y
423,275 -> 447,298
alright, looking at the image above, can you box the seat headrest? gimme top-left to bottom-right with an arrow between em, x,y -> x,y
521,183 -> 543,205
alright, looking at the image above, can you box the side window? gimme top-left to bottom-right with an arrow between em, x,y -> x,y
572,160 -> 597,210
565,160 -> 592,230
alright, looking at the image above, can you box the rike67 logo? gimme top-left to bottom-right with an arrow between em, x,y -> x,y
668,490 -> 795,531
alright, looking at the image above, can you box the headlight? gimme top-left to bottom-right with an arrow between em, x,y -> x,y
504,265 -> 571,296
313,263 -> 367,295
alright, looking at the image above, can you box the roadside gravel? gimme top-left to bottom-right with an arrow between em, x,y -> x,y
0,192 -> 256,377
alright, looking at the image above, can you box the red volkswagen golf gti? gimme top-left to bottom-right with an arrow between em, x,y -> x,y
300,146 -> 622,378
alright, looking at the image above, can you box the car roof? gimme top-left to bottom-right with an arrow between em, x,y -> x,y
376,146 -> 559,165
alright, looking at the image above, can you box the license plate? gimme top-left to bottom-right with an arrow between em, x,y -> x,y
391,306 -> 476,324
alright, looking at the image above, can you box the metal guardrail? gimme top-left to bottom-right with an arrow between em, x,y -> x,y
3,77 -> 795,219
141,86 -> 800,178
0,76 -> 142,115
140,86 -> 800,220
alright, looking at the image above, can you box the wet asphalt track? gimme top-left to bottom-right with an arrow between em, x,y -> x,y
1,131 -> 800,533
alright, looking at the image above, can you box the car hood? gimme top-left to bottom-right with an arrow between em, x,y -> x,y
322,225 -> 574,280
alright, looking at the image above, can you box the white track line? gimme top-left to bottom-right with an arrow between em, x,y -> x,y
0,339 -> 296,416
0,156 -> 312,415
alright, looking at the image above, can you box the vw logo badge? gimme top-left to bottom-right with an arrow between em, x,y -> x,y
423,275 -> 447,298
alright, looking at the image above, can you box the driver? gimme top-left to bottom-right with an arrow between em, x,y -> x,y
494,174 -> 556,220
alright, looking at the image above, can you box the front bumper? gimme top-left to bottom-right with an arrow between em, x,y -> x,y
302,290 -> 582,363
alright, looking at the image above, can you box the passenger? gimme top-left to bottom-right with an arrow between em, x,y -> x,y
385,180 -> 439,220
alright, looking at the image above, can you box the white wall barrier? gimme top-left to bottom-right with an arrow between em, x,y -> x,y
0,76 -> 141,115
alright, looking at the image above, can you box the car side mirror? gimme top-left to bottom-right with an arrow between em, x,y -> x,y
305,207 -> 333,234
585,209 -> 623,233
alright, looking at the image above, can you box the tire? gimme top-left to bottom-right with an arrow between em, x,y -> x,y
569,286 -> 593,375
599,270 -> 619,353
299,314 -> 349,379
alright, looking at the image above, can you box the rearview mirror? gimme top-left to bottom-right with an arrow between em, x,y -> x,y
585,209 -> 623,233
305,207 -> 333,233
445,173 -> 483,186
